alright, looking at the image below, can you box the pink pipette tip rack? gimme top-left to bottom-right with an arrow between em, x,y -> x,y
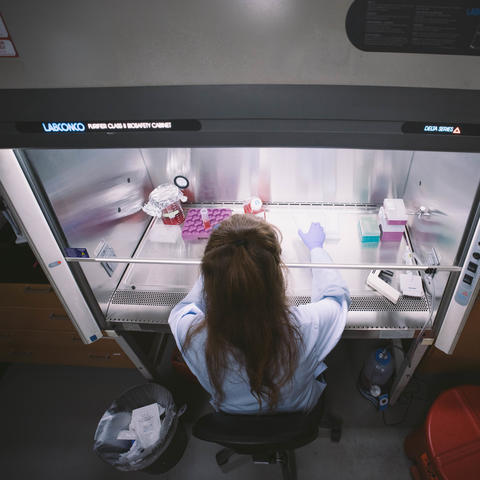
182,208 -> 232,240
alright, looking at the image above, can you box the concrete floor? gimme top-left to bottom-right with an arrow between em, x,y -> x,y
1,339 -> 471,480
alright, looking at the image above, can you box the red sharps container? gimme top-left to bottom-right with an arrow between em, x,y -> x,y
142,183 -> 187,225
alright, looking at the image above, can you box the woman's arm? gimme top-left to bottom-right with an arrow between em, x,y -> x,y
296,223 -> 350,361
298,222 -> 350,306
310,247 -> 351,306
168,276 -> 205,343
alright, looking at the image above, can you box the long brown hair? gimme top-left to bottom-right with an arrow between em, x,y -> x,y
183,214 -> 302,410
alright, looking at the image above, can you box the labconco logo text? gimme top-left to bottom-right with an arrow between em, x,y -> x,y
42,122 -> 86,133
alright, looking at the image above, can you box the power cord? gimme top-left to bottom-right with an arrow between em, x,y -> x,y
405,256 -> 437,368
383,265 -> 436,421
382,376 -> 428,426
358,369 -> 429,426
382,396 -> 413,426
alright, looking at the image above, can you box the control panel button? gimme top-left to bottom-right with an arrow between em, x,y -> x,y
473,252 -> 480,260
467,262 -> 478,273
463,274 -> 473,285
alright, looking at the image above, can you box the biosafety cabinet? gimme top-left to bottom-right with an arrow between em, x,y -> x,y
0,1 -> 480,402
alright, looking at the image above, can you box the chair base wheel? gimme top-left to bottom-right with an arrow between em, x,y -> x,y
216,447 -> 235,467
280,450 -> 297,480
319,413 -> 342,443
331,426 -> 342,442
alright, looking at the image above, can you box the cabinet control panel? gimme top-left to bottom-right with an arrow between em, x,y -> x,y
455,234 -> 480,306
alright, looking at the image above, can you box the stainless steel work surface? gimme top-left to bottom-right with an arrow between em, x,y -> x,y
110,204 -> 432,336
122,204 -> 411,294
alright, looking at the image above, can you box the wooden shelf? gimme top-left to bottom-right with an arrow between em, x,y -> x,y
0,282 -> 134,369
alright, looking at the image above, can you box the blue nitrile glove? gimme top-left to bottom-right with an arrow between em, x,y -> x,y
298,223 -> 326,250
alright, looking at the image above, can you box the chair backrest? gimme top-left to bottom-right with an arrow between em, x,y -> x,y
193,411 -> 319,454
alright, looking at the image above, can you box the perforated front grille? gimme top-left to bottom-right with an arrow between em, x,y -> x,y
111,290 -> 187,306
110,290 -> 429,312
349,296 -> 428,312
289,296 -> 311,307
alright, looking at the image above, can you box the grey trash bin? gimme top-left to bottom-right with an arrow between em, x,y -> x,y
93,383 -> 188,473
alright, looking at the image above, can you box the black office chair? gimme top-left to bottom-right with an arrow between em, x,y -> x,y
192,397 -> 341,480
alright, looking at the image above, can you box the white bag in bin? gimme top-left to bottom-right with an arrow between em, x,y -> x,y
116,403 -> 166,461
93,383 -> 187,472
142,183 -> 187,217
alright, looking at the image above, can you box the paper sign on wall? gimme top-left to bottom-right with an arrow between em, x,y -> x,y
0,14 -> 18,57
346,0 -> 480,56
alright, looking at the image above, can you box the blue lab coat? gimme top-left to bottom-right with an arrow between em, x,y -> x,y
168,247 -> 350,413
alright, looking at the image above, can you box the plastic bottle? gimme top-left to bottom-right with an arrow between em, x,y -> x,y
360,347 -> 394,391
200,208 -> 211,230
142,183 -> 187,225
243,197 -> 264,215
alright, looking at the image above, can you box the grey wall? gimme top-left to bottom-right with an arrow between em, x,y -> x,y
0,0 -> 479,89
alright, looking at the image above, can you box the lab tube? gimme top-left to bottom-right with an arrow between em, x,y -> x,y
200,208 -> 211,230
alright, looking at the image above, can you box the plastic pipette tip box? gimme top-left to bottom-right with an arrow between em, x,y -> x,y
182,208 -> 232,240
359,215 -> 380,243
379,224 -> 404,242
383,198 -> 407,225
378,207 -> 405,241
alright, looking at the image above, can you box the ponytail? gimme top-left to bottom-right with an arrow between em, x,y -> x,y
183,214 -> 302,410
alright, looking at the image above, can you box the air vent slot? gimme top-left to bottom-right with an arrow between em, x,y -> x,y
110,290 -> 429,312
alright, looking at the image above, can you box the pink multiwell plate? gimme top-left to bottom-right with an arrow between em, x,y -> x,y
182,208 -> 232,240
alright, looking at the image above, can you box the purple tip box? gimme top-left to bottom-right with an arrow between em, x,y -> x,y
378,207 -> 405,241
182,208 -> 232,240
383,199 -> 407,226
379,224 -> 404,242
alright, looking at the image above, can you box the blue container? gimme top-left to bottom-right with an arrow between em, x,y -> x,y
360,348 -> 394,390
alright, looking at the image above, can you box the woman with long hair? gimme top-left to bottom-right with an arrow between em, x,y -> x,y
168,214 -> 350,413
